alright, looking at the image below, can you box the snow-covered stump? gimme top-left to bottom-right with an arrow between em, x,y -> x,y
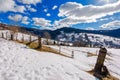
94,47 -> 110,79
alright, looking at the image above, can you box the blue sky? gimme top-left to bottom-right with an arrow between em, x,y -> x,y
0,0 -> 120,30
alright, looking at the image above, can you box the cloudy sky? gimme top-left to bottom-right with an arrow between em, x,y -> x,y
0,0 -> 120,30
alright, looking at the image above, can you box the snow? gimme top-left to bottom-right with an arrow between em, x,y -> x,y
48,45 -> 120,79
0,38 -> 97,80
0,30 -> 120,80
57,32 -> 120,48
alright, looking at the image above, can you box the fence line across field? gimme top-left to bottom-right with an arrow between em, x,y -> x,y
0,30 -> 99,58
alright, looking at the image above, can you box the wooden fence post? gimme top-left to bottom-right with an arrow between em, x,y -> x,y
29,35 -> 31,43
38,36 -> 42,49
94,47 -> 109,79
71,51 -> 74,58
6,32 -> 7,40
21,34 -> 24,42
15,33 -> 18,41
10,32 -> 14,40
1,32 -> 4,38
59,45 -> 61,54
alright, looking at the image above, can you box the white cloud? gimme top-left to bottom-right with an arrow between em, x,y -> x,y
8,14 -> 30,25
18,0 -> 42,5
53,18 -> 86,29
8,14 -> 23,22
0,0 -> 15,12
52,5 -> 58,10
22,16 -> 30,25
44,9 -> 48,12
46,13 -> 51,16
99,20 -> 120,29
0,0 -> 26,13
32,18 -> 51,27
55,1 -> 120,28
98,18 -> 109,21
26,5 -> 37,12
15,5 -> 26,13
97,0 -> 118,5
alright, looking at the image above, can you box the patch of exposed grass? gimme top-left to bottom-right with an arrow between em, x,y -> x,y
16,40 -> 72,58
87,52 -> 97,57
87,70 -> 119,80
29,42 -> 39,49
87,52 -> 111,60
40,45 -> 72,58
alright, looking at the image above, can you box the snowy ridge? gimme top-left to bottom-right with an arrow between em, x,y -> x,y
57,31 -> 120,48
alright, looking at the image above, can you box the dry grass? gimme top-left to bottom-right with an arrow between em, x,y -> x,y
87,70 -> 119,80
103,76 -> 119,80
16,40 -> 72,58
87,52 -> 111,60
87,52 -> 97,57
29,42 -> 39,49
40,45 -> 72,58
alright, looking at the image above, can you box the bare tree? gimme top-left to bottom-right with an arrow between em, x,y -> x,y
43,32 -> 51,45
84,33 -> 91,47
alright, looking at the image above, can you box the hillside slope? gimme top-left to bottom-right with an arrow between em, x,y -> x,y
0,38 -> 96,80
48,45 -> 120,79
0,29 -> 120,79
57,32 -> 120,48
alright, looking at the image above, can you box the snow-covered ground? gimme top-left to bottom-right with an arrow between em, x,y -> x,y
0,38 -> 97,80
0,30 -> 120,80
48,45 -> 120,79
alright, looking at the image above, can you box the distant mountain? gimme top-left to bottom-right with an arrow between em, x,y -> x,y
56,32 -> 120,48
51,27 -> 120,39
0,23 -> 120,48
22,27 -> 120,39
0,23 -> 120,38
22,27 -> 120,48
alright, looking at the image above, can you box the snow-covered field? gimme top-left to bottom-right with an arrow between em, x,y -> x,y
48,45 -> 120,79
0,38 -> 97,80
0,30 -> 120,80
